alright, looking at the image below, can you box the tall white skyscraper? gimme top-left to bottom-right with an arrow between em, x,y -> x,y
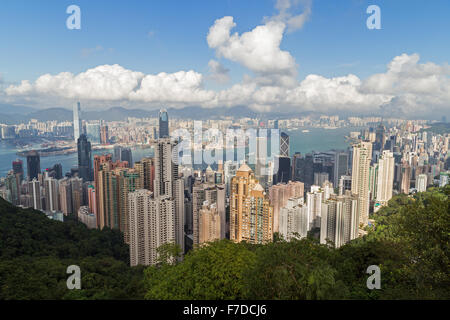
320,193 -> 359,248
307,186 -> 323,229
279,197 -> 308,241
416,174 -> 427,192
44,177 -> 59,212
376,150 -> 395,203
153,138 -> 185,252
73,102 -> 81,142
29,179 -> 41,210
351,141 -> 372,226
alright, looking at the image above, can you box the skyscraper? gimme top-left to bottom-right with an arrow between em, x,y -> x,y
376,150 -> 395,203
334,151 -> 349,186
59,178 -> 73,215
29,179 -> 42,210
159,109 -> 169,138
230,164 -> 273,244
73,102 -> 82,142
128,190 -> 175,266
44,177 -> 59,212
77,134 -> 93,181
118,168 -> 141,244
279,197 -> 308,241
280,132 -> 290,157
12,159 -> 24,180
153,138 -> 185,251
121,147 -> 133,167
416,174 -> 427,192
100,122 -> 109,145
192,181 -> 226,246
26,151 -> 41,180
401,163 -> 411,194
351,141 -> 372,226
307,186 -> 323,229
71,177 -> 83,218
269,181 -> 304,233
291,153 -> 314,190
134,157 -> 155,192
114,145 -> 123,162
320,193 -> 359,248
96,161 -> 128,229
198,201 -> 222,245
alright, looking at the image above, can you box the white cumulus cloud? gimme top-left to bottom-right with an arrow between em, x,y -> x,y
207,16 -> 297,77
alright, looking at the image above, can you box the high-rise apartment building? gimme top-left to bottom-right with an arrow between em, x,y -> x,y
339,175 -> 352,196
230,164 -> 273,244
320,193 -> 359,248
100,122 -> 109,145
416,174 -> 427,192
400,163 -> 411,194
44,177 -> 59,212
118,168 -> 141,244
192,181 -> 226,245
351,141 -> 372,226
59,178 -> 73,215
128,190 -> 175,266
134,157 -> 155,192
376,150 -> 395,203
279,197 -> 308,241
153,138 -> 185,252
198,201 -> 221,245
71,177 -> 83,218
12,159 -> 24,180
306,186 -> 323,229
29,179 -> 41,210
269,181 -> 304,233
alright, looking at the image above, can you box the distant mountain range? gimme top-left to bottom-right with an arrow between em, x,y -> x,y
0,104 -> 316,124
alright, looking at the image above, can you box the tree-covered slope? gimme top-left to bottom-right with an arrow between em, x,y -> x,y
0,197 -> 145,300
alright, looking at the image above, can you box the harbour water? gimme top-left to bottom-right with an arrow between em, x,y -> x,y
0,127 -> 362,177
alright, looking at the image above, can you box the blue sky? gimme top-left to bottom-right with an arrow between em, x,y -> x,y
0,0 -> 449,118
0,0 -> 448,82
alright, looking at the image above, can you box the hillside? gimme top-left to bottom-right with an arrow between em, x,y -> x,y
0,197 -> 145,299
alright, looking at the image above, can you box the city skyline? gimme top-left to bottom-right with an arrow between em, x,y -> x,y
0,0 -> 448,304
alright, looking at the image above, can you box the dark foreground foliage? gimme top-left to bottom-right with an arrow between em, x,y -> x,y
0,197 -> 145,299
